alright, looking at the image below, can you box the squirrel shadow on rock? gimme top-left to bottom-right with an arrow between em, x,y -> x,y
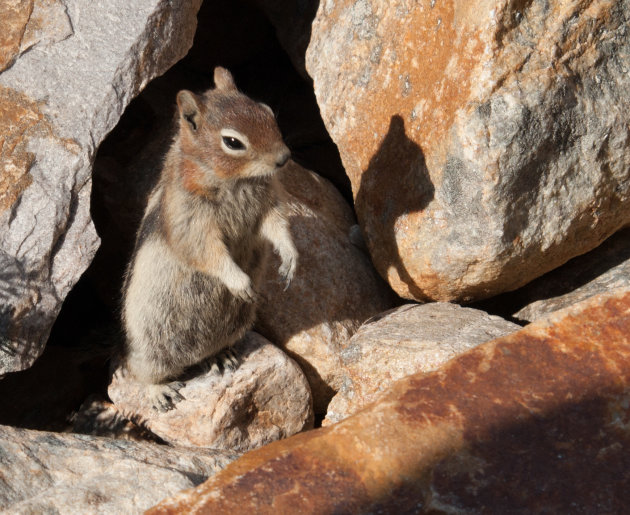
355,115 -> 435,301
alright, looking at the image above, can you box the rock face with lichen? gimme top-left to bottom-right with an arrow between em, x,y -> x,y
306,0 -> 630,303
0,0 -> 203,375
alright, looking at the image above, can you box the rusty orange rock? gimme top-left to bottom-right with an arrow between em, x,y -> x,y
0,86 -> 39,213
148,288 -> 630,513
0,0 -> 33,72
0,0 -> 72,73
306,0 -> 630,302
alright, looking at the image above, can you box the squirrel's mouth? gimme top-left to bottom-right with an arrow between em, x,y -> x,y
241,161 -> 284,178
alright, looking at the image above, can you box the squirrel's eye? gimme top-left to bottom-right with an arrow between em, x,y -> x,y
222,136 -> 245,150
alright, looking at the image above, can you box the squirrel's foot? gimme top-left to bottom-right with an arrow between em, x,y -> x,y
201,348 -> 240,375
147,381 -> 185,412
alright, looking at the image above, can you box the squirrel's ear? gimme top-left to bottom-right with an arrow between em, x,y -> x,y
214,67 -> 237,91
176,90 -> 201,132
259,103 -> 274,116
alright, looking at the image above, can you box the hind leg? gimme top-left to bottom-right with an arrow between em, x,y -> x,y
125,352 -> 186,412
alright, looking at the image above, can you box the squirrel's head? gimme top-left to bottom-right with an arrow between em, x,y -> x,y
175,67 -> 290,180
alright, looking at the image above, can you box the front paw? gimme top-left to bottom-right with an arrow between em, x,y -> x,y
230,280 -> 257,303
278,254 -> 297,290
223,270 -> 257,303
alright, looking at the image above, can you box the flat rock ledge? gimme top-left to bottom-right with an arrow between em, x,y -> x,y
514,227 -> 630,322
325,302 -> 520,425
108,332 -> 313,452
0,424 -> 238,514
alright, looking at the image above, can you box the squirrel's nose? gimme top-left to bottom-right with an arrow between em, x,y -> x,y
276,150 -> 290,168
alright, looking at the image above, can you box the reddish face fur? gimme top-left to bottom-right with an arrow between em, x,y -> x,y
179,158 -> 210,196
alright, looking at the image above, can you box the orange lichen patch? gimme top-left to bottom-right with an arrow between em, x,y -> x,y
149,290 -> 630,513
0,86 -> 45,213
0,0 -> 34,72
0,0 -> 74,74
0,86 -> 76,214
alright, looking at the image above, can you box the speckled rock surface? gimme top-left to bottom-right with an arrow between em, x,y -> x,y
0,0 -> 202,375
148,288 -> 630,513
0,424 -> 238,513
256,161 -> 397,414
325,302 -> 520,425
306,0 -> 630,303
109,332 -> 313,452
0,0 -> 72,73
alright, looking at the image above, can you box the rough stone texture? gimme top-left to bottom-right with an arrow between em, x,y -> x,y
0,0 -> 73,73
255,161 -> 397,413
0,0 -> 203,375
0,424 -> 238,514
325,302 -> 519,425
513,227 -> 630,321
109,332 -> 313,452
306,0 -> 630,303
148,289 -> 630,514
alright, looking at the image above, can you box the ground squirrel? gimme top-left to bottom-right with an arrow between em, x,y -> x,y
121,67 -> 297,411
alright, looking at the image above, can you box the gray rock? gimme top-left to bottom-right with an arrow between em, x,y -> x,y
306,0 -> 630,303
0,424 -> 238,513
513,227 -> 630,322
324,302 -> 520,425
0,0 -> 203,375
109,332 -> 314,452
